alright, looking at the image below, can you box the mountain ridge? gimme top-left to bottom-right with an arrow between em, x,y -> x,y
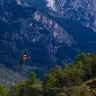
39,0 -> 96,32
0,0 -> 96,80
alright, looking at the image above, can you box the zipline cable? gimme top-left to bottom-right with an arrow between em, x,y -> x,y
0,40 -> 96,53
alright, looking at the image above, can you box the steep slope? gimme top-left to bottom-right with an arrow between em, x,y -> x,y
0,0 -> 76,68
0,64 -> 25,86
83,77 -> 96,95
0,0 -> 96,75
40,0 -> 96,32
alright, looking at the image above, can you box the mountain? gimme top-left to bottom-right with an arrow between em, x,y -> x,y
0,0 -> 96,79
40,0 -> 96,32
0,64 -> 25,86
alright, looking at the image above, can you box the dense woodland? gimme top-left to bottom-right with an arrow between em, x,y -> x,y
1,52 -> 96,96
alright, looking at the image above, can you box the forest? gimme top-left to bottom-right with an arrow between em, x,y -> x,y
1,52 -> 96,96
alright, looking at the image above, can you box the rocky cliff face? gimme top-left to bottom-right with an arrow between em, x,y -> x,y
0,0 -> 96,75
0,0 -> 76,69
0,64 -> 25,86
40,0 -> 96,32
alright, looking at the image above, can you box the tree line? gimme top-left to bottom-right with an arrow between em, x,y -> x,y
1,52 -> 96,96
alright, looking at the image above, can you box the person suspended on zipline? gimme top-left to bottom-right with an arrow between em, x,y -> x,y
19,52 -> 30,66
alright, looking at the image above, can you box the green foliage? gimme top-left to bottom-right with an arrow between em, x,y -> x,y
67,85 -> 93,96
0,84 -> 9,96
9,71 -> 42,96
23,71 -> 42,96
75,60 -> 83,69
9,81 -> 26,96
26,71 -> 38,85
74,52 -> 86,64
43,53 -> 96,96
2,52 -> 96,96
57,92 -> 67,96
44,74 -> 56,88
75,53 -> 96,80
64,65 -> 83,86
43,65 -> 63,96
49,65 -> 63,87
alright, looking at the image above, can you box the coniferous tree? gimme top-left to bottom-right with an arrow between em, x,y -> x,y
0,84 -> 9,96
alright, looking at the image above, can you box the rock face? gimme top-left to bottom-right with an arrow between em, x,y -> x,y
40,0 -> 96,32
0,0 -> 96,73
0,64 -> 25,86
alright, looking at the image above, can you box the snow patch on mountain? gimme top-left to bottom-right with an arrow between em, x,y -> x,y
46,0 -> 55,10
17,0 -> 21,5
42,0 -> 96,32
16,0 -> 29,6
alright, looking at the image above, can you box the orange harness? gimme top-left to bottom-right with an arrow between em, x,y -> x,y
22,55 -> 30,61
